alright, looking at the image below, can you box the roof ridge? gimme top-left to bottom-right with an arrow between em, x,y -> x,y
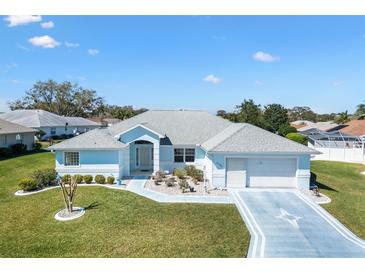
205,123 -> 246,151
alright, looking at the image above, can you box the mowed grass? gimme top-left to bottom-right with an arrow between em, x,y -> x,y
311,161 -> 365,239
0,153 -> 249,258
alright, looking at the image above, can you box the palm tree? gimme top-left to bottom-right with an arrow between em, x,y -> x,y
335,110 -> 350,124
355,100 -> 365,119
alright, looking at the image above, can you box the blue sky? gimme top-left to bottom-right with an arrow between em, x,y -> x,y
0,16 -> 364,114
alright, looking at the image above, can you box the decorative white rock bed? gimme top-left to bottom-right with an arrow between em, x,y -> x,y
145,179 -> 229,196
54,207 -> 85,221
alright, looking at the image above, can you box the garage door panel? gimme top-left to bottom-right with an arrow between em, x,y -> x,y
226,158 -> 246,188
248,158 -> 297,188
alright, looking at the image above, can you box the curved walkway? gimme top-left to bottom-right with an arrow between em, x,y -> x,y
230,189 -> 365,258
126,176 -> 233,204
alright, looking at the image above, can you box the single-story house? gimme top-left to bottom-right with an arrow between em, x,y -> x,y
292,120 -> 339,133
338,119 -> 365,139
0,109 -> 100,139
0,118 -> 36,150
48,110 -> 318,189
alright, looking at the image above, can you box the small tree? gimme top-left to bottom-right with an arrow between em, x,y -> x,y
59,175 -> 78,214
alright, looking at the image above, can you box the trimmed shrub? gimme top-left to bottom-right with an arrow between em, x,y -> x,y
173,168 -> 187,179
278,124 -> 297,136
192,169 -> 204,182
83,175 -> 93,184
95,174 -> 106,184
37,129 -> 46,139
31,168 -> 57,188
33,142 -> 42,150
0,148 -> 11,158
286,133 -> 308,145
61,174 -> 72,183
74,174 -> 83,184
10,143 -> 27,154
107,176 -> 115,184
184,165 -> 196,177
19,178 -> 38,192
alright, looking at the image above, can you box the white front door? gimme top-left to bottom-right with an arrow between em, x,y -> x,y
138,146 -> 153,170
226,158 -> 247,188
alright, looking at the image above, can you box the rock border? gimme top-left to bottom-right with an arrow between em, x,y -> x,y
54,207 -> 85,221
300,189 -> 332,204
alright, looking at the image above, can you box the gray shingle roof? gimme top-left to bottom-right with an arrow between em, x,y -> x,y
0,109 -> 100,128
48,128 -> 126,150
47,110 -> 318,154
109,110 -> 232,145
203,123 -> 319,154
0,119 -> 37,134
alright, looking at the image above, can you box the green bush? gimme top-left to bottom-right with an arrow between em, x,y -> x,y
33,142 -> 42,150
61,174 -> 72,183
107,176 -> 115,184
192,169 -> 204,182
278,124 -> 297,136
95,174 -> 106,184
173,168 -> 187,179
31,168 -> 57,188
0,148 -> 11,158
286,133 -> 308,145
74,174 -> 83,184
83,175 -> 93,184
10,143 -> 27,154
37,129 -> 46,139
184,165 -> 196,177
19,178 -> 38,191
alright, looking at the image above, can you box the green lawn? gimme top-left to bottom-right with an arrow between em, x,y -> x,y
0,153 -> 249,258
311,161 -> 365,239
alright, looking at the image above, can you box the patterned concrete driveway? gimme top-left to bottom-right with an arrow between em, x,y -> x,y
231,189 -> 365,258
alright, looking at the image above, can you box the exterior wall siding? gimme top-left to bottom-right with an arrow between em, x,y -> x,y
55,150 -> 120,179
0,132 -> 34,150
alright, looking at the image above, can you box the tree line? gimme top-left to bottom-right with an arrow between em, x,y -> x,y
8,80 -> 147,120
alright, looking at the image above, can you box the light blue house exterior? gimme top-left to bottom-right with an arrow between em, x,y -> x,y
50,110 -> 318,189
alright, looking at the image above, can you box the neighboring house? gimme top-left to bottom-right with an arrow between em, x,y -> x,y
0,119 -> 36,150
0,109 -> 100,139
49,110 -> 318,189
339,120 -> 365,139
292,120 -> 339,133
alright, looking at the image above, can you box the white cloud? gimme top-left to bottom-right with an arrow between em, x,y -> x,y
65,41 -> 80,48
28,35 -> 60,48
255,80 -> 264,86
9,79 -> 19,84
16,43 -> 31,51
4,15 -> 42,27
88,49 -> 99,56
332,81 -> 343,87
41,21 -> 54,29
203,74 -> 222,84
253,51 -> 280,63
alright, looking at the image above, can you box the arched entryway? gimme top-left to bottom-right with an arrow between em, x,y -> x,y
130,140 -> 154,175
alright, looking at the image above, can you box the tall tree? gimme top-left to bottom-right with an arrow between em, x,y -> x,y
8,80 -> 104,117
263,104 -> 289,132
101,105 -> 147,120
288,106 -> 317,122
235,99 -> 265,127
355,100 -> 365,118
335,111 -> 350,124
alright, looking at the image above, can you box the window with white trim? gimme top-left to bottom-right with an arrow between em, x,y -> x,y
185,148 -> 195,162
64,152 -> 80,166
174,148 -> 184,163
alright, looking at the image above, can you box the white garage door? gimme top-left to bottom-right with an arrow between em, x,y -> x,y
226,158 -> 246,188
247,158 -> 297,188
